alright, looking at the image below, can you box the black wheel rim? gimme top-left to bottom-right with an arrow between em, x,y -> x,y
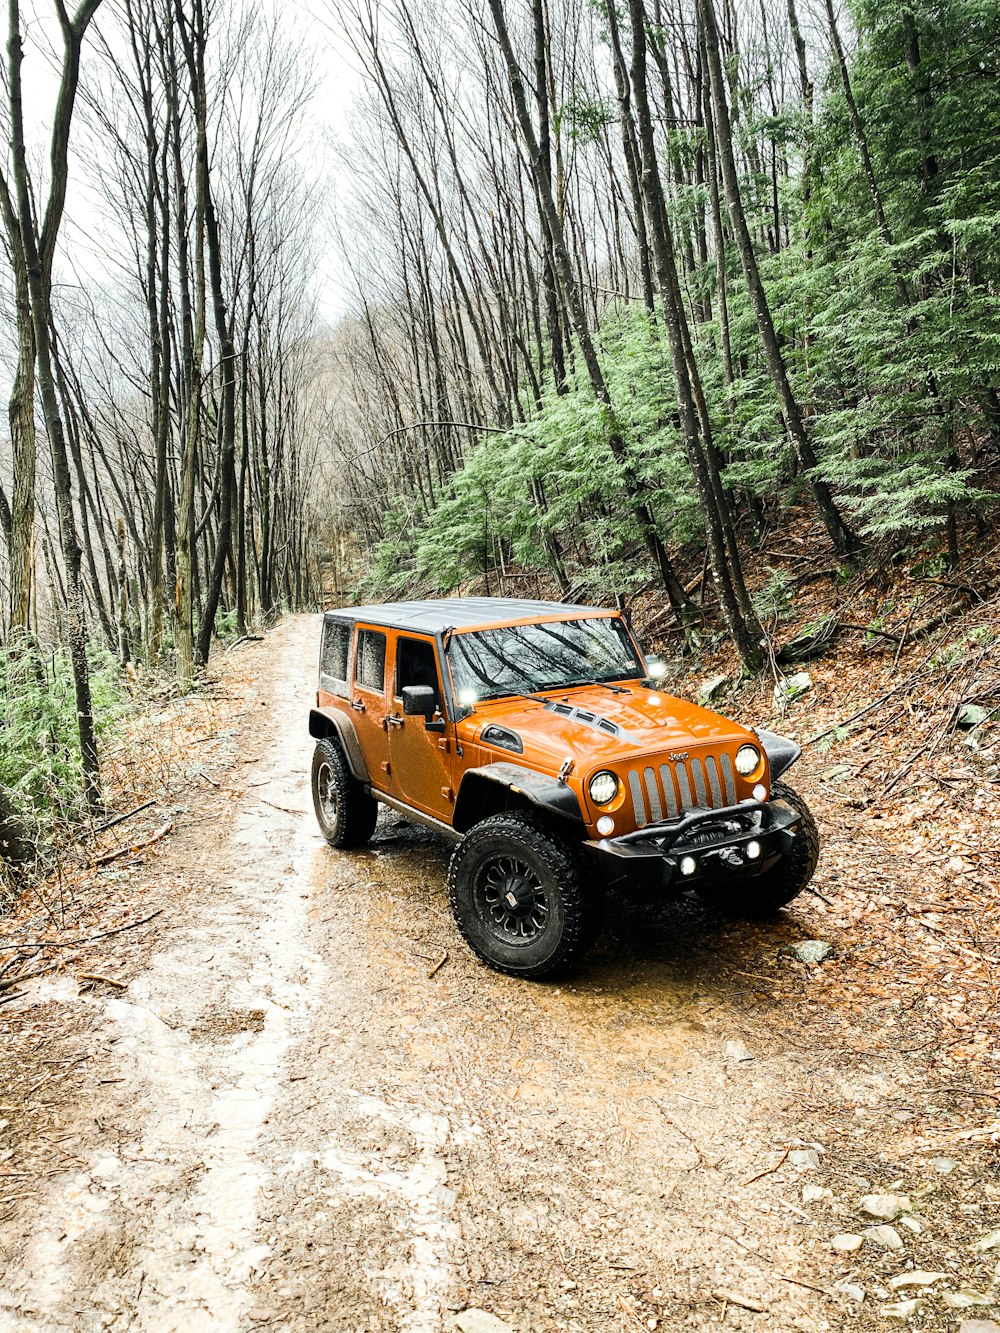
472,854 -> 549,946
317,760 -> 338,827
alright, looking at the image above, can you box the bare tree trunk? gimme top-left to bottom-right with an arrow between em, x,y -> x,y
172,0 -> 207,685
3,0 -> 104,808
487,0 -> 692,621
823,0 -> 911,307
700,0 -> 858,557
625,0 -> 764,671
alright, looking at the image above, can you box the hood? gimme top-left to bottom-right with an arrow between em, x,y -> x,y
462,682 -> 754,771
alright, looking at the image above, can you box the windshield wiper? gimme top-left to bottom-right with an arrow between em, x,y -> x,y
486,688 -> 550,705
561,675 -> 633,695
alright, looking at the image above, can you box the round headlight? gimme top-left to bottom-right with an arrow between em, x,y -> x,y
588,771 -> 619,806
735,744 -> 762,777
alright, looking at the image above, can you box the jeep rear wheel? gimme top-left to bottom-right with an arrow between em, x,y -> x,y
695,781 -> 819,917
448,813 -> 601,980
311,739 -> 378,848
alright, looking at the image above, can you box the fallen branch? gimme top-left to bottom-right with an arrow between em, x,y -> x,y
91,800 -> 156,835
90,822 -> 172,867
713,1289 -> 767,1313
77,973 -> 128,989
0,908 -> 164,953
0,962 -> 60,995
805,684 -> 903,746
839,622 -> 903,644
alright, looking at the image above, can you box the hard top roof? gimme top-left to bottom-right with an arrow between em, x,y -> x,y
323,597 -> 613,634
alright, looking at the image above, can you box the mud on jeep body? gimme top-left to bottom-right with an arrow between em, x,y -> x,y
309,598 -> 819,980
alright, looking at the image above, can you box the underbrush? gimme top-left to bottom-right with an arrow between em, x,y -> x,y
0,636 -> 131,905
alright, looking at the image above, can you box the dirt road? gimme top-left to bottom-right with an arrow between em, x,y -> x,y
1,617 -> 996,1332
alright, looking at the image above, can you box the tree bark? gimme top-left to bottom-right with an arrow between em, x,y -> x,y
700,0 -> 858,556
487,0 -> 692,621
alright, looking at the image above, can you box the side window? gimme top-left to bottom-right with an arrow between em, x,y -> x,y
395,637 -> 441,710
320,619 -> 352,695
355,629 -> 387,692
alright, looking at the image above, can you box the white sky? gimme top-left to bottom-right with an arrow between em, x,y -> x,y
7,0 -> 361,331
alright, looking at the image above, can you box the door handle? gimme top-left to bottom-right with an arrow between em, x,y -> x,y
351,700 -> 366,712
386,714 -> 405,729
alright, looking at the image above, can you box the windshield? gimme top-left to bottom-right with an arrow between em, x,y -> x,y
447,617 -> 642,703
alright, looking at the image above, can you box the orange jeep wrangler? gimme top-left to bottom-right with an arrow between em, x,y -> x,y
309,598 -> 818,979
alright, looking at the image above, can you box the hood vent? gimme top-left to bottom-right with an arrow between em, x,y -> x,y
543,701 -> 640,746
481,724 -> 523,754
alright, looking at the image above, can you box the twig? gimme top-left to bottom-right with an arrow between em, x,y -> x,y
0,908 -> 164,953
805,684 -> 903,745
90,822 -> 172,867
257,798 -> 307,815
0,962 -> 59,995
91,800 -> 156,835
712,1290 -> 767,1313
742,1146 -> 790,1186
773,1272 -> 834,1298
660,1108 -> 711,1167
427,951 -> 449,979
78,974 -> 128,989
839,622 -> 903,644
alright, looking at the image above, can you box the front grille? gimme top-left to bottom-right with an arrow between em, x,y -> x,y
627,753 -> 737,827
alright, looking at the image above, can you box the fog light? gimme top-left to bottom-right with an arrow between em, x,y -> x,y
597,815 -> 615,837
753,783 -> 767,801
680,855 -> 697,877
746,839 -> 762,860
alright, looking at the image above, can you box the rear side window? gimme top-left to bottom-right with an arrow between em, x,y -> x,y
355,629 -> 387,692
320,619 -> 352,693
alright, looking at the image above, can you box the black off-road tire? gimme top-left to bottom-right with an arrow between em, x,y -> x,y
311,738 -> 378,848
695,781 -> 819,918
448,812 -> 602,980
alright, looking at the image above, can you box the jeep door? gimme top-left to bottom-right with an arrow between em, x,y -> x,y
387,633 -> 454,820
350,624 -> 391,789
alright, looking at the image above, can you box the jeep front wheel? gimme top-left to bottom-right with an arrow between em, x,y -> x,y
695,781 -> 819,917
311,739 -> 378,848
448,813 -> 600,980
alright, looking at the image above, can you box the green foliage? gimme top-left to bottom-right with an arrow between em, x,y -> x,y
558,89 -> 614,143
0,636 -> 128,829
215,609 -> 240,645
358,0 -> 1000,601
753,568 -> 794,622
370,305 -> 709,600
815,725 -> 852,753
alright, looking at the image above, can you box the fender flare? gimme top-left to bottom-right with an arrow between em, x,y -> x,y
453,762 -> 584,834
308,707 -> 370,783
756,728 -> 801,781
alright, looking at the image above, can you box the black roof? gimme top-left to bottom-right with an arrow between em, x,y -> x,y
322,597 -> 612,634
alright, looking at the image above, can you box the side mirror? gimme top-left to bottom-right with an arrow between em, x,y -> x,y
644,656 -> 667,681
401,685 -> 436,719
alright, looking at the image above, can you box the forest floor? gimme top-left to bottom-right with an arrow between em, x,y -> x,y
0,574 -> 999,1332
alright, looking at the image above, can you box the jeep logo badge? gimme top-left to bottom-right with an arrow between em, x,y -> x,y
668,751 -> 690,762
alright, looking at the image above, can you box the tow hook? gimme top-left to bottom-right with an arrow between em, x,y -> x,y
715,847 -> 744,867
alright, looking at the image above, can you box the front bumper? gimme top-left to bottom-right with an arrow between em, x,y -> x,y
585,799 -> 800,894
